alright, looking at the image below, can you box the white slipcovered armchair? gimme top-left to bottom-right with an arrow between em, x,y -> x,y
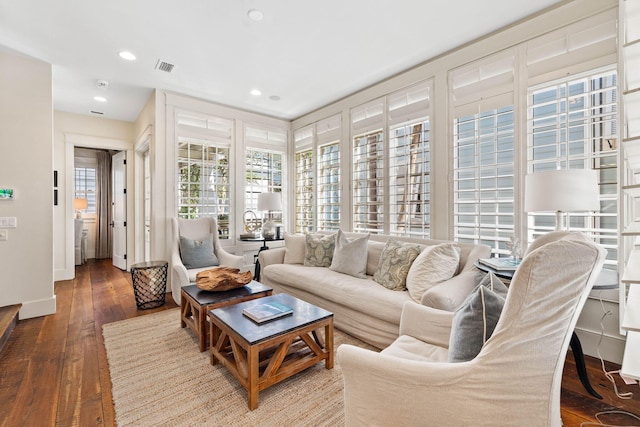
337,233 -> 606,426
170,217 -> 245,305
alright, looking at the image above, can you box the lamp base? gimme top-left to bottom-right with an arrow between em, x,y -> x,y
261,218 -> 276,239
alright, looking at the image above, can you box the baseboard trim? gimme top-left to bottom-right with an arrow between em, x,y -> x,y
573,327 -> 626,365
19,296 -> 57,320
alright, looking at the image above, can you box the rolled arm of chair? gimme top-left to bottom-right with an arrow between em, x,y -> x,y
258,247 -> 286,269
216,247 -> 245,270
399,301 -> 454,349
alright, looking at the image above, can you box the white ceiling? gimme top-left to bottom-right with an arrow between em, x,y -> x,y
0,0 -> 564,122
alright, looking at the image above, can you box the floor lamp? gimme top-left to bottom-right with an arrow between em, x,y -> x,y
524,169 -> 599,231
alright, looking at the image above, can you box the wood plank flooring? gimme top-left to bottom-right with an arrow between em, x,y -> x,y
0,258 -> 639,426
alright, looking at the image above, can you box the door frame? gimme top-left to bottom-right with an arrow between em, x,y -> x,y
134,125 -> 152,263
64,134 -> 135,277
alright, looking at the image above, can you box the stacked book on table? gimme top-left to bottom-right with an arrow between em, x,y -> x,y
478,257 -> 521,271
242,301 -> 293,324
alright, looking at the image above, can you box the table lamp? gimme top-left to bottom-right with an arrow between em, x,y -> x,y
524,169 -> 599,231
257,192 -> 282,239
74,198 -> 88,219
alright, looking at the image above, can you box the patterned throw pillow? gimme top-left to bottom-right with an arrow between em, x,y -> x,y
448,272 -> 509,362
303,234 -> 336,267
373,239 -> 422,291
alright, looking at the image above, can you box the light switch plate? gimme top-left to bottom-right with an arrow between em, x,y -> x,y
0,217 -> 17,228
0,230 -> 7,241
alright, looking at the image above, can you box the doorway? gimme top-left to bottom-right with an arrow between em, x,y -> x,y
65,133 -> 134,279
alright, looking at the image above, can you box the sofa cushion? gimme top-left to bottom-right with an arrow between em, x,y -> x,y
284,233 -> 306,264
262,263 -> 413,324
448,272 -> 508,362
406,243 -> 461,303
179,233 -> 219,269
373,239 -> 422,291
330,230 -> 369,278
366,241 -> 386,276
304,233 -> 336,267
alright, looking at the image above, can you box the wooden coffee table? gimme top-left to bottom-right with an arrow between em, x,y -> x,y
209,294 -> 334,410
180,281 -> 272,352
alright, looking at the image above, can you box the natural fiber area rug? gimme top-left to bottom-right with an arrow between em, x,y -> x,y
102,308 -> 375,426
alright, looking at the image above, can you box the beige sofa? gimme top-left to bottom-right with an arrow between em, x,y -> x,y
258,232 -> 490,349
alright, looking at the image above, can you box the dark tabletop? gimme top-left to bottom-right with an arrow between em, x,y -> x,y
182,280 -> 272,306
209,293 -> 333,345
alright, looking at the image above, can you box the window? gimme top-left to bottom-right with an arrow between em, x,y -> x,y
352,130 -> 384,233
293,115 -> 341,233
74,167 -> 97,214
451,51 -> 516,254
244,124 -> 286,228
316,141 -> 340,230
527,69 -> 618,265
294,126 -> 314,233
176,112 -> 232,238
453,108 -> 515,252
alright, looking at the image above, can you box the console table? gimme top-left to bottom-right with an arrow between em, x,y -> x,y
475,261 -> 617,399
239,237 -> 284,281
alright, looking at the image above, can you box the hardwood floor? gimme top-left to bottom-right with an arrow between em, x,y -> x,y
0,258 -> 639,426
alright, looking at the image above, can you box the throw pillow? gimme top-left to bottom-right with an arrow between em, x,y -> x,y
448,272 -> 509,363
329,230 -> 370,278
303,233 -> 336,267
406,243 -> 461,303
179,233 -> 219,269
283,233 -> 306,264
373,239 -> 422,291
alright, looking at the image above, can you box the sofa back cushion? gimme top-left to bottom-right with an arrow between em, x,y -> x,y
329,230 -> 370,278
406,243 -> 460,302
283,233 -> 306,264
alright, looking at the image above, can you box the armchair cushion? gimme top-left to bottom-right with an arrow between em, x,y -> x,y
448,272 -> 508,362
179,233 -> 219,269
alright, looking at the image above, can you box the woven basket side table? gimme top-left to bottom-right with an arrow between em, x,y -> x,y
130,261 -> 168,309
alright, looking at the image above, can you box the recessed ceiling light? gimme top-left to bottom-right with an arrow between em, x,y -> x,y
269,95 -> 281,101
247,9 -> 264,21
118,51 -> 136,61
94,96 -> 107,102
250,89 -> 262,96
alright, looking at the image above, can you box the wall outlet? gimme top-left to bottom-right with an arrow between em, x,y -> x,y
0,230 -> 7,241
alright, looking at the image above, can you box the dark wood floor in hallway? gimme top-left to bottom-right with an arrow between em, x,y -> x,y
0,258 -> 638,426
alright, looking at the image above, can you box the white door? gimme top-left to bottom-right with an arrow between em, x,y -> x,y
112,151 -> 127,270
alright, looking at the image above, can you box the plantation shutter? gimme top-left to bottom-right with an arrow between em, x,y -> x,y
526,9 -> 617,85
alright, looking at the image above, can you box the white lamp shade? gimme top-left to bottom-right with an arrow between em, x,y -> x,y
257,192 -> 282,212
524,169 -> 599,213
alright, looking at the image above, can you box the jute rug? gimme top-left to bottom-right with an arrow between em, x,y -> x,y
102,308 -> 376,426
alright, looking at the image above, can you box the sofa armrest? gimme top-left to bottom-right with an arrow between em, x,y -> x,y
399,301 -> 453,349
258,247 -> 286,269
421,268 -> 485,311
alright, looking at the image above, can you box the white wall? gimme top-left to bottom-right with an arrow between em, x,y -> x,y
0,50 -> 55,319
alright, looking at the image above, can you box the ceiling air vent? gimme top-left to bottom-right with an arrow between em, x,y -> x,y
155,59 -> 175,73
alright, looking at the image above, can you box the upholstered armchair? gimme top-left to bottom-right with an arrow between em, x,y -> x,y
337,234 -> 606,426
170,217 -> 244,305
